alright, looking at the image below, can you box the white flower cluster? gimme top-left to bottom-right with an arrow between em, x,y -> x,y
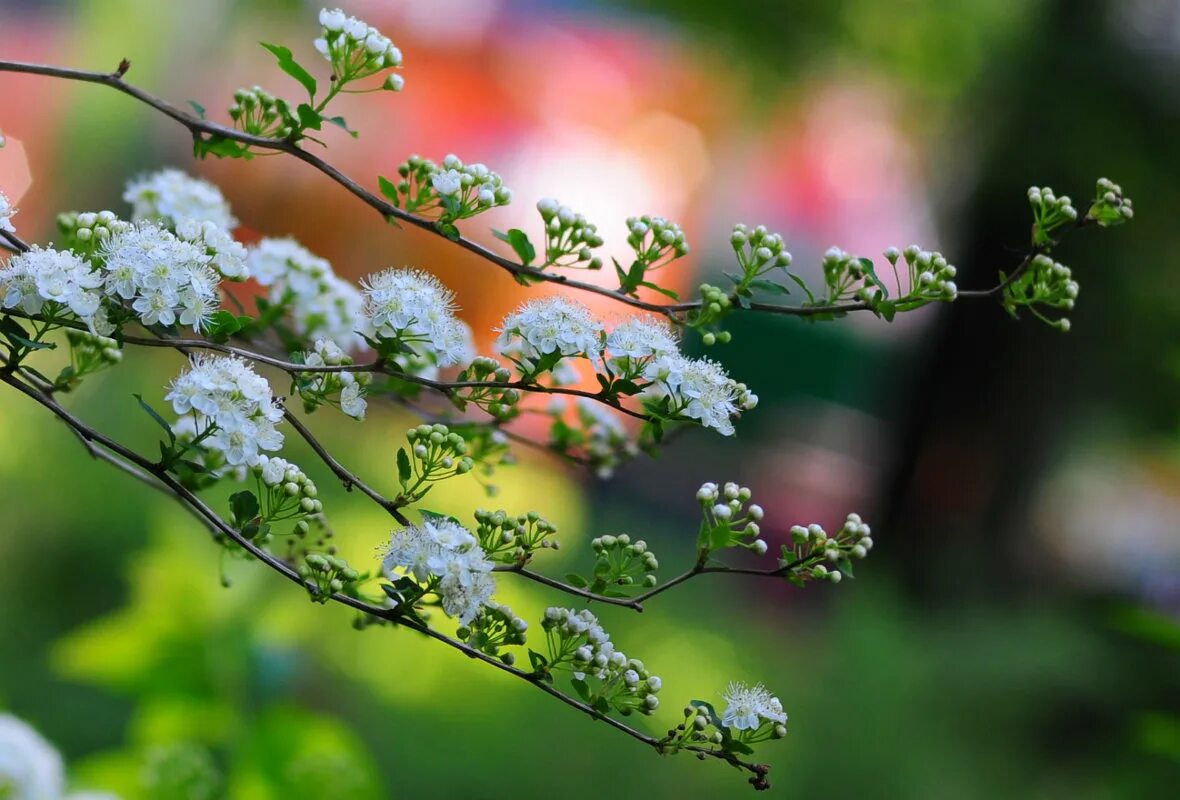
895,245 -> 957,300
0,246 -> 111,334
429,154 -> 513,212
100,223 -> 223,331
57,210 -> 132,250
301,337 -> 368,420
646,353 -> 756,436
0,713 -> 63,799
542,607 -> 662,712
627,214 -> 689,267
360,268 -> 470,366
1028,184 -> 1077,239
254,454 -> 323,517
1089,177 -> 1134,226
0,714 -> 112,800
383,518 -> 497,625
731,224 -> 792,273
0,188 -> 17,233
537,198 -> 604,269
603,316 -> 679,377
246,237 -> 364,350
174,218 -> 248,279
496,295 -> 604,366
123,168 -> 237,233
315,8 -> 404,89
721,682 -> 787,732
697,481 -> 767,554
165,355 -> 284,466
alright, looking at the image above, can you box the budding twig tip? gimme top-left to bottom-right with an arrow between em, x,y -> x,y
115,58 -> 131,78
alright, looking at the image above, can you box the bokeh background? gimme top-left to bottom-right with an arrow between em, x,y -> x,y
1,0 -> 1179,797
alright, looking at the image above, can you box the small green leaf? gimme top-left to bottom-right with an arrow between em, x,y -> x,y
194,134 -> 250,160
229,490 -> 260,527
565,573 -> 589,589
396,447 -> 412,486
492,228 -> 536,266
638,280 -> 680,300
377,175 -> 401,206
188,100 -> 206,119
134,393 -> 176,444
527,649 -> 549,673
260,42 -> 317,100
747,278 -> 791,296
296,103 -> 323,131
571,678 -> 591,701
326,115 -> 359,138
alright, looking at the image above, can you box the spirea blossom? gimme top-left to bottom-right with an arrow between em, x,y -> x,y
174,217 -> 248,279
496,295 -> 604,365
645,353 -> 754,436
99,223 -> 223,331
0,188 -> 17,233
246,237 -> 364,350
382,518 -> 496,625
301,337 -> 369,420
721,682 -> 787,731
315,8 -> 404,84
604,316 -> 679,373
0,713 -> 65,800
123,168 -> 237,232
0,246 -> 111,334
165,355 -> 284,466
360,268 -> 469,366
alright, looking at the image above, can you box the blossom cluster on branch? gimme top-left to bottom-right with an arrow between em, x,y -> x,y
0,5 -> 1135,793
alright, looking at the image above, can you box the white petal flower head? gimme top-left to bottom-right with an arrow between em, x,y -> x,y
431,169 -> 463,197
0,189 -> 17,233
605,316 -> 679,364
382,519 -> 495,624
0,714 -> 65,800
360,268 -> 467,365
123,168 -> 237,232
721,682 -> 787,731
0,246 -> 111,334
339,382 -> 367,420
496,295 -> 604,364
164,355 -> 284,466
100,223 -> 221,333
174,217 -> 248,280
646,353 -> 742,436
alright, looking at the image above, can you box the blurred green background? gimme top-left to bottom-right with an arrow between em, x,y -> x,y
1,0 -> 1178,797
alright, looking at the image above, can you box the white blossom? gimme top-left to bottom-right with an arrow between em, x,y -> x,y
0,713 -> 65,800
174,217 -> 248,279
0,188 -> 17,233
123,168 -> 237,232
496,295 -> 604,365
721,682 -> 787,731
382,518 -> 496,625
316,8 -> 404,79
0,246 -> 112,334
605,316 -> 679,372
246,237 -> 364,350
360,268 -> 469,366
645,353 -> 744,435
100,223 -> 222,332
165,355 -> 284,466
430,169 -> 463,197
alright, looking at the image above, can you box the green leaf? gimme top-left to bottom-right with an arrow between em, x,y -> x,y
188,100 -> 206,119
229,490 -> 260,527
204,310 -> 243,342
612,379 -> 642,396
396,447 -> 412,486
260,42 -> 317,101
565,573 -> 589,589
570,678 -> 591,701
133,393 -> 176,444
9,334 -> 54,351
638,280 -> 680,300
492,228 -> 537,266
747,278 -> 791,296
527,649 -> 549,673
296,103 -> 323,131
326,115 -> 359,138
377,175 -> 401,206
194,134 -> 250,160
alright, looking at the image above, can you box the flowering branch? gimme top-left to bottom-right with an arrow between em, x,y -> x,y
0,9 -> 1134,792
